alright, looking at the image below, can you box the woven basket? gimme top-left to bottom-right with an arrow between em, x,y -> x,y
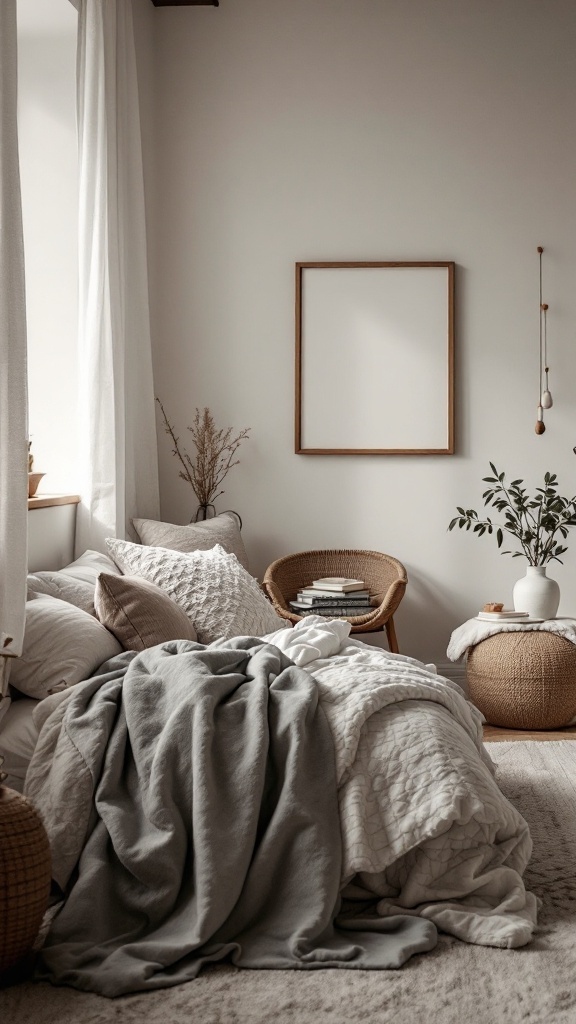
0,786 -> 51,976
467,631 -> 576,730
263,548 -> 407,652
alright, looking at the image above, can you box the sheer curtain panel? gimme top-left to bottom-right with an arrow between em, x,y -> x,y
75,0 -> 159,556
0,0 -> 28,677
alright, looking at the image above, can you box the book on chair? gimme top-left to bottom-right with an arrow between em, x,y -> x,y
311,578 -> 366,593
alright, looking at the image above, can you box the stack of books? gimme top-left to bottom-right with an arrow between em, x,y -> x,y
289,577 -> 372,617
476,609 -> 530,622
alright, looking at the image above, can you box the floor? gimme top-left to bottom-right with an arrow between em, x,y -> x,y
483,723 -> 576,741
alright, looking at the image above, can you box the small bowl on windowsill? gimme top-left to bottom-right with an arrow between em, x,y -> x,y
28,472 -> 45,498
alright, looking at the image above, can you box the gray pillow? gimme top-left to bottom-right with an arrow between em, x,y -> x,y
131,512 -> 249,571
95,573 -> 197,651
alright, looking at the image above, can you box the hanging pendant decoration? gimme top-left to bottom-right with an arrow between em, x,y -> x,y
541,300 -> 553,408
535,246 -> 552,435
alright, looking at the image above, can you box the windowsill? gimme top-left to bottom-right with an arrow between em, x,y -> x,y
28,493 -> 80,510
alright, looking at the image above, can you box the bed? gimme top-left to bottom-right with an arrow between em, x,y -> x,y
0,513 -> 538,996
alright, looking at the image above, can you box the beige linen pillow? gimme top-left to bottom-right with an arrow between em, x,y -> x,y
95,573 -> 197,651
131,512 -> 250,571
105,539 -> 284,644
9,594 -> 123,699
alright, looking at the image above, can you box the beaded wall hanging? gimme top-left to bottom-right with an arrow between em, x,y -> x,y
535,246 -> 553,435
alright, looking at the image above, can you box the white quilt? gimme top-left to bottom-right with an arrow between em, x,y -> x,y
264,616 -> 538,949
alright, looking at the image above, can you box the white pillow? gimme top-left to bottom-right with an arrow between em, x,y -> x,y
26,550 -> 122,617
9,593 -> 122,700
58,549 -> 122,587
27,573 -> 96,616
105,539 -> 284,644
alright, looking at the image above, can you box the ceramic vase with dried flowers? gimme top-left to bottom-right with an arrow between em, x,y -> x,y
156,399 -> 250,525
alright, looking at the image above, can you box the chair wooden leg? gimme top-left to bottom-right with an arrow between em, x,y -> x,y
385,616 -> 399,654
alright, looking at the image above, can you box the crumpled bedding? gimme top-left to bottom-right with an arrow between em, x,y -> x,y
24,615 -> 537,991
262,617 -> 538,948
25,637 -> 436,996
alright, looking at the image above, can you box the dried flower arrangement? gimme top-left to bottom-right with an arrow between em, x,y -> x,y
156,399 -> 250,520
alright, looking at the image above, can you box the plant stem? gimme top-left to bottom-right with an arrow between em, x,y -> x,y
156,398 -> 195,489
157,401 -> 250,509
497,478 -> 539,562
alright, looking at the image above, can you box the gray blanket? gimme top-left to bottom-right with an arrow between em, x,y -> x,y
35,638 -> 436,996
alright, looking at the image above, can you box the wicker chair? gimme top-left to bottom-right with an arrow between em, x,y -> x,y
263,549 -> 407,653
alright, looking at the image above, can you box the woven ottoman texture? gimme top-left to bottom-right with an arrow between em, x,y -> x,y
467,630 -> 576,730
0,785 -> 51,976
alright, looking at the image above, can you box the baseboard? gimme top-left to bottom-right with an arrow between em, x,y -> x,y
436,661 -> 468,692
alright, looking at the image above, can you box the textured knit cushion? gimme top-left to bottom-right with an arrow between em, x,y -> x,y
10,594 -> 122,699
105,540 -> 284,644
131,513 -> 250,571
95,573 -> 197,651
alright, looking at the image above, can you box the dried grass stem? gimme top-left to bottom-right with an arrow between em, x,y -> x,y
157,399 -> 250,509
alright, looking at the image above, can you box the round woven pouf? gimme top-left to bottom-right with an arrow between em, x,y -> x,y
467,630 -> 576,730
0,785 -> 51,977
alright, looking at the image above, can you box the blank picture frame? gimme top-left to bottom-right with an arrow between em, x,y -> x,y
295,261 -> 455,455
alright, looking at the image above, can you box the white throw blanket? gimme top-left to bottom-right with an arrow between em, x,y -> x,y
447,616 -> 576,662
264,617 -> 538,948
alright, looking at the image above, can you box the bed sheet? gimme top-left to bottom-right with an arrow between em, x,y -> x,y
0,696 -> 39,791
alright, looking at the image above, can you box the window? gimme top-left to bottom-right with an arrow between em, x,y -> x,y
18,0 -> 78,494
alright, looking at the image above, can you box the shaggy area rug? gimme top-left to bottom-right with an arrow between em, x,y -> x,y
2,741 -> 575,1024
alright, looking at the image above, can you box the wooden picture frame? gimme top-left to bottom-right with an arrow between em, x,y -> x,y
295,261 -> 455,455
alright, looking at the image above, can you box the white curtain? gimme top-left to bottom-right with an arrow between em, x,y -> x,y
75,0 -> 159,556
0,0 -> 28,678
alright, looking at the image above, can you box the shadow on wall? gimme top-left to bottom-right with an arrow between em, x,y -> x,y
396,565 -> 459,665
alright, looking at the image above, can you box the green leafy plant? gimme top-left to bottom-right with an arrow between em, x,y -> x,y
448,463 -> 576,566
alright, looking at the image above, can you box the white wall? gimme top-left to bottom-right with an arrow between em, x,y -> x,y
18,0 -> 78,494
147,0 -> 576,671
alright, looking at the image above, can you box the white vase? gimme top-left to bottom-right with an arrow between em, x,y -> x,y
512,565 -> 560,620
